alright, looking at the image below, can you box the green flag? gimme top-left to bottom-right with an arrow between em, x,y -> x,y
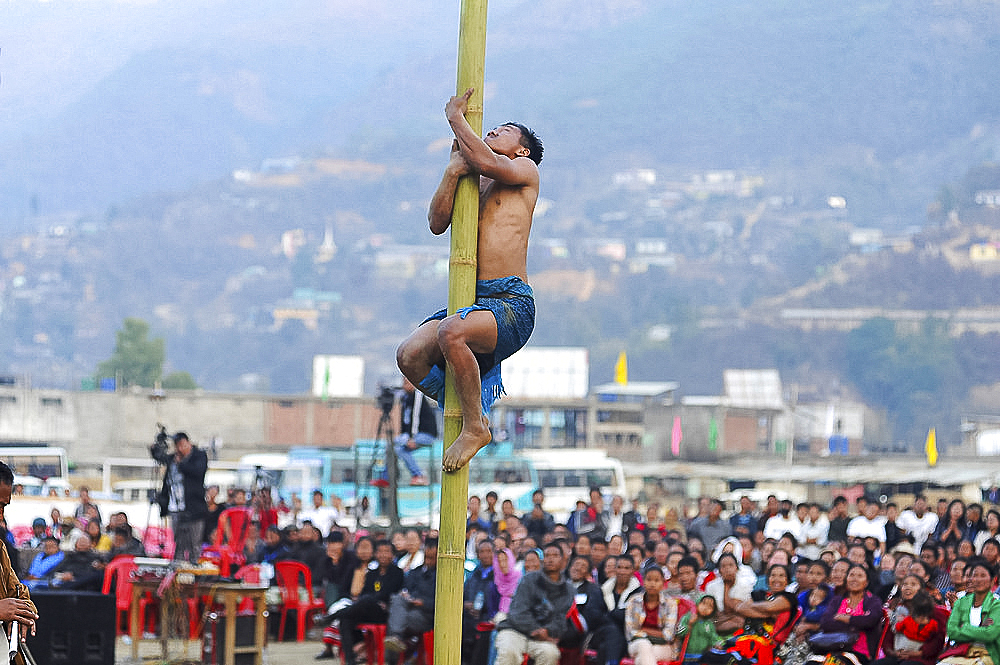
708,418 -> 718,450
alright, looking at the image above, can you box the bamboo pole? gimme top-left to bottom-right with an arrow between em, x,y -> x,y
434,1 -> 487,664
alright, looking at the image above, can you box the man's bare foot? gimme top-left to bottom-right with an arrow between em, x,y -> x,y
442,416 -> 492,472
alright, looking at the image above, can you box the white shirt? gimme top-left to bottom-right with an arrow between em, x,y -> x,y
896,510 -> 939,552
799,515 -> 830,559
847,515 -> 886,542
763,515 -> 802,541
298,505 -> 339,536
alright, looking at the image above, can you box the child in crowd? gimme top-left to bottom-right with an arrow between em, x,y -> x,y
893,593 -> 938,657
677,593 -> 722,662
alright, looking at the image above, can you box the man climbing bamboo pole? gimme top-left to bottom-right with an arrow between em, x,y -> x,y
395,2 -> 541,664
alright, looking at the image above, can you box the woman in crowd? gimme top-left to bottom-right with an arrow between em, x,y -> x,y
85,519 -> 112,553
348,535 -> 374,598
625,565 -> 681,665
975,510 -> 1000,554
907,560 -> 944,605
934,500 -> 968,549
871,587 -> 944,665
830,558 -> 851,595
492,547 -> 519,622
520,548 -> 541,573
705,553 -> 754,636
940,560 -> 1000,665
727,563 -> 798,642
815,563 -> 884,665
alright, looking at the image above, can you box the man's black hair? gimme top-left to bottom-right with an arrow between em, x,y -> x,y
327,531 -> 346,544
424,537 -> 439,549
0,462 -> 13,487
677,556 -> 699,573
505,122 -> 543,165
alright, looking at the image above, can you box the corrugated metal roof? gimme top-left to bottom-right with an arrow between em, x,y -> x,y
723,370 -> 784,410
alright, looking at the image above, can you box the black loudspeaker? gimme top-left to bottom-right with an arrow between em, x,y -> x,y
202,613 -> 257,665
25,591 -> 115,665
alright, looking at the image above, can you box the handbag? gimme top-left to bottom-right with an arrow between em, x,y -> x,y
807,630 -> 859,654
938,642 -> 972,659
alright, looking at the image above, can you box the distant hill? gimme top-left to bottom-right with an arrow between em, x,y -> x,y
2,0 -> 1000,228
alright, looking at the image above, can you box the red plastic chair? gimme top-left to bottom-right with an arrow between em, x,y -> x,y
274,560 -> 325,641
360,623 -> 387,665
101,556 -> 153,636
10,525 -> 34,546
211,507 -> 253,574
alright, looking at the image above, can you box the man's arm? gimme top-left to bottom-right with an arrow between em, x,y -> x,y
446,88 -> 537,187
428,141 -> 472,235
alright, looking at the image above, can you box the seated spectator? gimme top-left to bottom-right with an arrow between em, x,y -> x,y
493,547 -> 520,621
107,525 -> 144,560
252,525 -> 290,566
57,517 -> 84,552
495,543 -> 574,665
85,519 -> 111,553
705,553 -> 754,636
939,560 -> 1000,665
316,531 -> 357,605
726,563 -> 798,641
24,536 -> 63,589
384,538 -> 438,661
291,523 -> 327,585
396,528 -> 424,572
625,565 -> 681,665
603,555 -> 642,645
462,539 -> 498,665
560,555 -> 609,650
871,587 -> 944,665
51,534 -> 103,591
809,563 -> 883,665
677,593 -> 722,662
26,518 -> 48,548
668,556 -> 700,603
316,539 -> 403,662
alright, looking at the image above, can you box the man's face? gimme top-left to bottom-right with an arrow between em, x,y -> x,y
175,437 -> 192,458
569,557 -> 590,582
914,498 -> 926,515
740,497 -> 752,513
75,535 -> 92,552
266,530 -> 281,545
484,125 -> 526,158
326,541 -> 344,559
376,544 -> 395,567
951,560 -> 967,586
313,493 -> 323,508
43,540 -> 58,555
542,547 -> 564,576
615,558 -> 634,584
921,549 -> 938,568
676,565 -> 696,592
0,483 -> 11,524
477,543 -> 493,567
710,502 -> 723,519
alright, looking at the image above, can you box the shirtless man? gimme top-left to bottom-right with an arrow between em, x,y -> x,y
396,87 -> 542,472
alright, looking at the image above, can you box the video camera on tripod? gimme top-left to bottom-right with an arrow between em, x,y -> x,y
376,383 -> 399,417
150,423 -> 173,465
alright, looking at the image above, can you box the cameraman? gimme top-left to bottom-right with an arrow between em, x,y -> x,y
393,378 -> 437,486
153,432 -> 208,562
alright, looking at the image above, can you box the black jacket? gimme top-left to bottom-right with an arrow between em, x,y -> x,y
403,564 -> 438,613
359,564 -> 405,603
157,446 -> 209,519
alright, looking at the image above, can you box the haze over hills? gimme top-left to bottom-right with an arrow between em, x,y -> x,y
3,0 -> 1000,448
3,0 -> 1000,225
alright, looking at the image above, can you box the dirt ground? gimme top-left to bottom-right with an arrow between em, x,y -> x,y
114,634 -> 328,664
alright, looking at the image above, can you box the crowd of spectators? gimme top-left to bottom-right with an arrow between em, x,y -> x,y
8,481 -> 1000,665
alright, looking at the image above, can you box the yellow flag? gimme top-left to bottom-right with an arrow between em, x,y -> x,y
925,427 -> 938,467
614,351 -> 627,385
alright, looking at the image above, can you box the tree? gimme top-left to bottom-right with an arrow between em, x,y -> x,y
96,318 -> 165,388
162,371 -> 198,390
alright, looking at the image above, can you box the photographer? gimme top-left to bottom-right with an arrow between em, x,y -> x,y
152,430 -> 208,562
393,378 -> 437,486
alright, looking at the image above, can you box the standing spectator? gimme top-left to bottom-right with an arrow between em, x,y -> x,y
826,496 -> 851,544
933,499 -> 968,549
494,543 -> 574,665
799,503 -> 830,560
153,431 -> 208,562
203,484 -> 227,544
493,547 -> 520,619
462,539 -> 498,665
688,499 -> 731,552
297,490 -> 336,537
73,486 -> 102,525
883,502 -> 903,552
467,496 -> 490,531
393,378 -> 437,486
606,495 -> 627,541
896,495 -> 938,553
602,555 -> 643,660
763,500 -> 801,542
847,501 -> 887,553
560,554 -> 609,651
730,496 -> 758,540
757,496 -> 780,535
483,491 -> 500,534
964,503 -> 985,543
523,493 -> 555,542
